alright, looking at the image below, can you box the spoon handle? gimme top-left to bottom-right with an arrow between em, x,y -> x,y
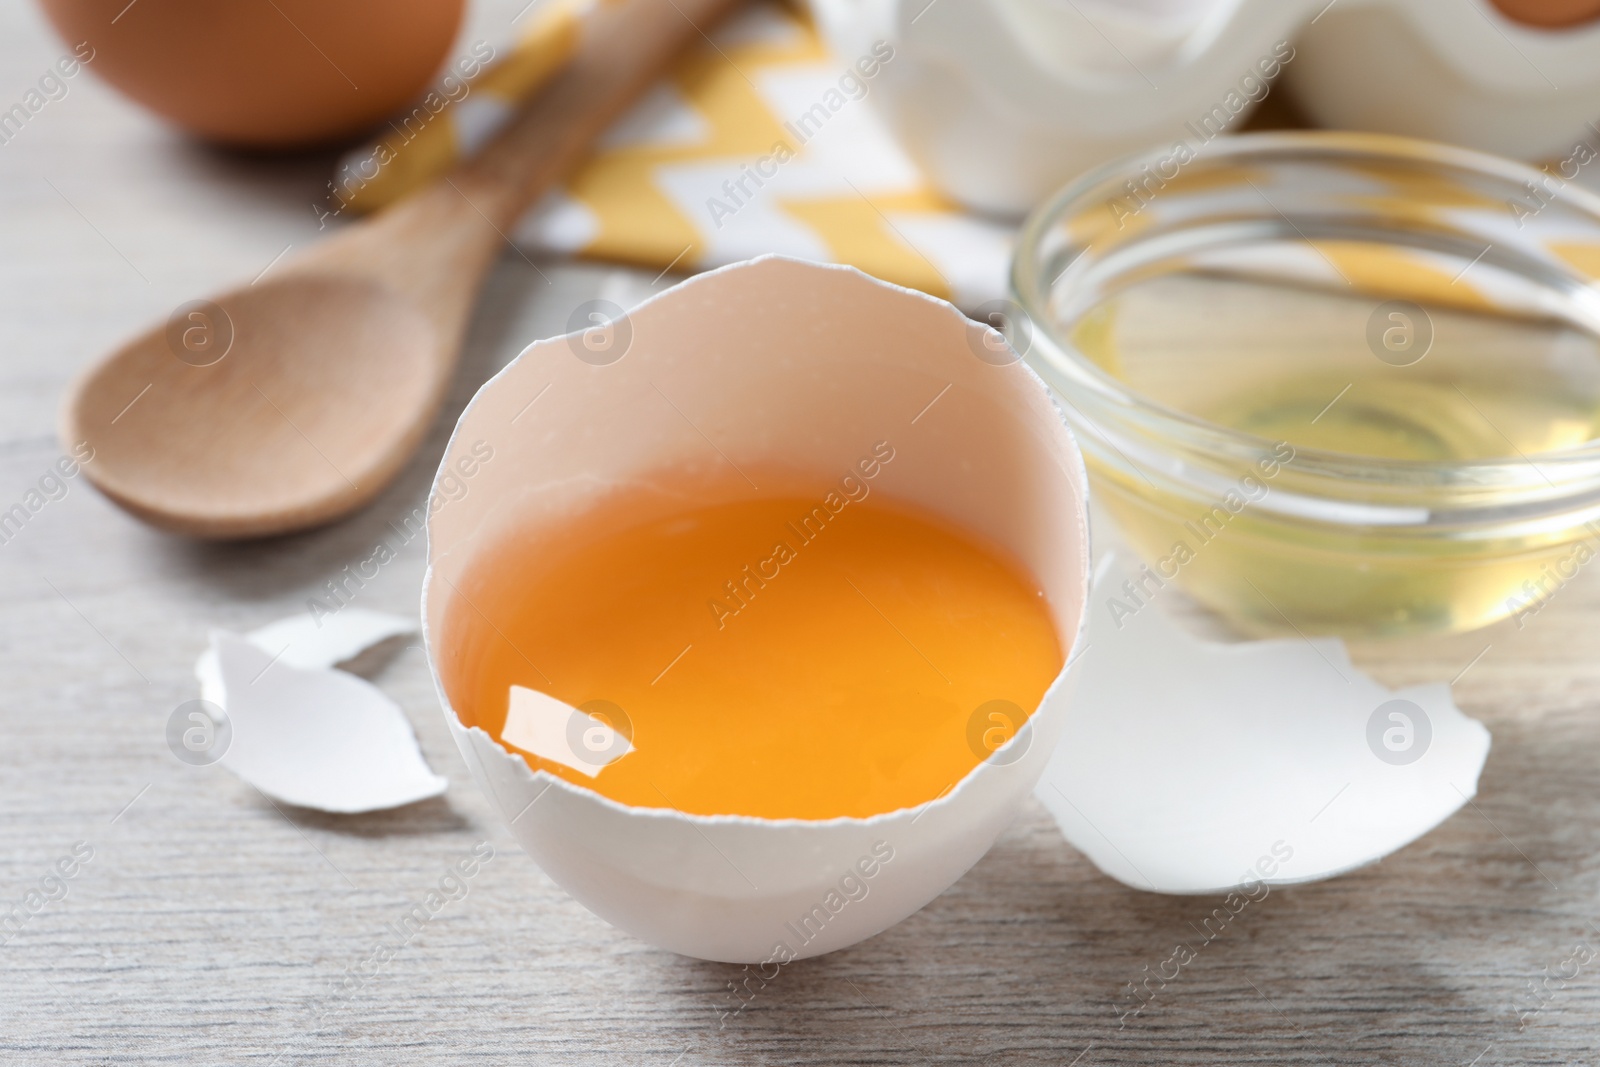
310,0 -> 744,339
453,0 -> 744,226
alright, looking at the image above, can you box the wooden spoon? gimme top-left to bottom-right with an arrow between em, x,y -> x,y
60,0 -> 738,539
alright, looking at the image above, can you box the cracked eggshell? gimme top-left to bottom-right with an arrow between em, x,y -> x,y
421,256 -> 1090,963
1036,555 -> 1492,894
195,608 -> 417,710
211,630 -> 447,814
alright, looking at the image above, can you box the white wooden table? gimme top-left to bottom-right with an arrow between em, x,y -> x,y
6,3 -> 1600,1063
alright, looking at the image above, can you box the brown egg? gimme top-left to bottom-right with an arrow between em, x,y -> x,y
38,0 -> 466,148
1488,0 -> 1600,27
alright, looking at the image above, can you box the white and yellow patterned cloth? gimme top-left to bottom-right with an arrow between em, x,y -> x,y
334,0 -> 1600,312
336,0 -> 1013,307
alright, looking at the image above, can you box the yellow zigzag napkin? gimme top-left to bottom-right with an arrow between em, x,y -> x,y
333,1 -> 1600,314
335,0 -> 1012,307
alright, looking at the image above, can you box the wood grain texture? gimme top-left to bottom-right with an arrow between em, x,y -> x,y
5,3 -> 1600,1064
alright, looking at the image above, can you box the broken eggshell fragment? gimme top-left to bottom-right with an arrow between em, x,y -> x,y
1035,555 -> 1492,895
196,613 -> 448,814
422,255 -> 1091,963
194,608 -> 418,710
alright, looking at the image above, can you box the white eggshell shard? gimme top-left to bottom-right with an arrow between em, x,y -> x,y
423,255 -> 1091,963
1036,556 -> 1491,895
502,686 -> 633,777
211,631 -> 447,814
195,608 -> 417,710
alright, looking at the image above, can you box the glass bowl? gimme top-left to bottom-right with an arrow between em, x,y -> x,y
1013,131 -> 1600,637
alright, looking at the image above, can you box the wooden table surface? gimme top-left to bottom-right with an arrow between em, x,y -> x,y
7,4 -> 1600,1064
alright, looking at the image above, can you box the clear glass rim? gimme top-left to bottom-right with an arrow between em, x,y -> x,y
1011,130 -> 1600,493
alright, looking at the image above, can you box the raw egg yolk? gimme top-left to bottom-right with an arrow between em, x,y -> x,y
442,475 -> 1063,820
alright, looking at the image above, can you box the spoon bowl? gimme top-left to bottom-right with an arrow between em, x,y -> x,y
59,0 -> 739,540
63,275 -> 441,538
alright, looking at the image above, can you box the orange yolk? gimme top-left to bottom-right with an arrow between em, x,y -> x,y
440,476 -> 1063,819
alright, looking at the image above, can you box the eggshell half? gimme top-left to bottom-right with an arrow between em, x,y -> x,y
422,256 -> 1090,963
